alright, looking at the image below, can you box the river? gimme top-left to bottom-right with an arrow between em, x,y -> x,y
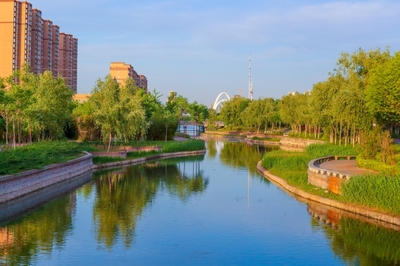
1,140 -> 400,265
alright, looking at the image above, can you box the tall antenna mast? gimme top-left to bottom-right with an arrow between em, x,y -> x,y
248,54 -> 253,100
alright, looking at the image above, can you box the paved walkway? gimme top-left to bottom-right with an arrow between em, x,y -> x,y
319,160 -> 375,176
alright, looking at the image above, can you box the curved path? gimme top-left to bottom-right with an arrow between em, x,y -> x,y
319,160 -> 374,176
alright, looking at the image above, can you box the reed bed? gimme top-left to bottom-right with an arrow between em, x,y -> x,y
342,174 -> 400,214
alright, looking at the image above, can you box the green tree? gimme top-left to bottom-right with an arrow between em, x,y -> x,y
90,75 -> 147,150
206,108 -> 218,130
36,71 -> 74,140
188,101 -> 209,123
219,96 -> 250,128
73,100 -> 101,141
118,80 -> 147,141
279,92 -> 309,135
366,51 -> 400,128
241,99 -> 265,134
90,76 -> 122,151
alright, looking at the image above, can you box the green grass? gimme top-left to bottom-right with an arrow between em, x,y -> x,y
251,136 -> 281,142
92,156 -> 125,164
126,150 -> 159,159
0,141 -> 90,175
160,139 -> 205,152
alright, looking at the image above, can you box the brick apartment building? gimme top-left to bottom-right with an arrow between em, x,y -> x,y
0,0 -> 78,92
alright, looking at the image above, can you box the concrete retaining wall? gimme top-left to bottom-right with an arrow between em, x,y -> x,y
0,171 -> 92,222
307,156 -> 355,194
0,152 -> 93,203
280,137 -> 325,152
91,146 -> 162,158
91,151 -> 127,158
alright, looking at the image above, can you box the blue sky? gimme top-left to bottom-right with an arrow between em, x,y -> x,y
32,0 -> 400,106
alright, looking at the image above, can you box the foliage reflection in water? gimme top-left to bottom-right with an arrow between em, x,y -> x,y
1,141 -> 400,265
308,200 -> 400,266
207,139 -> 278,177
0,194 -> 75,265
91,155 -> 208,250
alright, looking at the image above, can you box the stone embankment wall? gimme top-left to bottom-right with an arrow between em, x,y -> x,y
91,146 -> 162,158
0,152 -> 93,203
201,133 -> 281,146
279,137 -> 325,152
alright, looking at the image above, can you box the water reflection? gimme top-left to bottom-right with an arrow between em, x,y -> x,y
91,155 -> 208,250
0,194 -> 75,265
308,200 -> 400,266
212,140 -> 278,177
3,141 -> 400,265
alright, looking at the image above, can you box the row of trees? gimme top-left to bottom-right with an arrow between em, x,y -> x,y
215,48 -> 400,146
0,66 -> 74,147
0,68 -> 210,150
215,96 -> 280,134
73,76 -> 210,150
280,47 -> 400,146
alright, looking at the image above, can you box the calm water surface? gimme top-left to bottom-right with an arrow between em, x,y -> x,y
1,140 -> 400,265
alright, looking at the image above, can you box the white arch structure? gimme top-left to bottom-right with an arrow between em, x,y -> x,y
212,92 -> 231,111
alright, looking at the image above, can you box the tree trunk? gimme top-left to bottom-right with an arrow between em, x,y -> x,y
107,131 -> 112,152
5,113 -> 9,146
17,119 -> 21,145
12,120 -> 16,149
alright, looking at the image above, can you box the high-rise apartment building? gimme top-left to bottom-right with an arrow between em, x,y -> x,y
109,62 -> 148,91
51,24 -> 60,77
31,8 -> 42,74
0,0 -> 78,92
58,33 -> 78,91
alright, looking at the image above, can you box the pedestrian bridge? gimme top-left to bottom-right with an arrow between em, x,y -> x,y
212,92 -> 230,112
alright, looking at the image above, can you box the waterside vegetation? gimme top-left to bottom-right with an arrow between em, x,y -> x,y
262,144 -> 400,215
0,140 -> 205,175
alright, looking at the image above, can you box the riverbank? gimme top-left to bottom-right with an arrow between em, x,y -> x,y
93,149 -> 206,170
201,131 -> 281,146
0,140 -> 206,203
257,161 -> 400,227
